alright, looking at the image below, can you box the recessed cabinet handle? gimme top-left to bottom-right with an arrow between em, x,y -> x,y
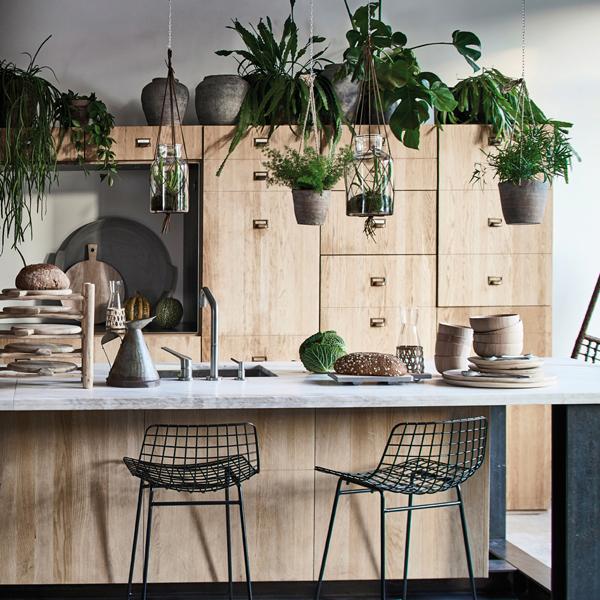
253,219 -> 269,230
252,355 -> 267,362
370,317 -> 386,328
372,218 -> 386,229
488,276 -> 503,286
135,138 -> 151,148
253,171 -> 268,181
254,137 -> 269,147
370,276 -> 387,287
488,217 -> 503,227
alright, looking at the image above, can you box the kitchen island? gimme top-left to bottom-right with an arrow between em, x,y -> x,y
0,358 -> 598,599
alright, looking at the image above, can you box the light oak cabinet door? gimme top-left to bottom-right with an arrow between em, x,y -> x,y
439,190 -> 553,254
321,191 -> 436,255
202,191 -> 319,338
203,159 -> 286,193
203,335 -> 305,363
438,254 -> 552,307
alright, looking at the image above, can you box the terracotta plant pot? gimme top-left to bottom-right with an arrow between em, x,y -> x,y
292,189 -> 331,226
70,98 -> 90,124
141,77 -> 189,125
195,75 -> 249,125
498,180 -> 550,225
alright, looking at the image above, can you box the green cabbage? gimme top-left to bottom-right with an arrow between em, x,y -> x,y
299,331 -> 347,373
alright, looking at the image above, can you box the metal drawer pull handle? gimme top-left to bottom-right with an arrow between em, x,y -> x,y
488,217 -> 503,227
253,219 -> 269,230
370,317 -> 386,328
370,276 -> 387,287
488,276 -> 503,286
252,355 -> 267,362
253,171 -> 268,181
135,138 -> 151,148
372,218 -> 386,229
254,137 -> 269,147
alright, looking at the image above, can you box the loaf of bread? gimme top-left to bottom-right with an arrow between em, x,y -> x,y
15,264 -> 70,290
334,352 -> 407,376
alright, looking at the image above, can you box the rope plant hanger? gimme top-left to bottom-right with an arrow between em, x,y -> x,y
149,0 -> 189,234
299,0 -> 320,155
344,1 -> 394,240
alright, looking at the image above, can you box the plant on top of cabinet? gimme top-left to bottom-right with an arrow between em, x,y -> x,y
215,0 -> 343,175
262,146 -> 352,225
341,1 -> 481,149
55,90 -> 118,185
0,36 -> 61,252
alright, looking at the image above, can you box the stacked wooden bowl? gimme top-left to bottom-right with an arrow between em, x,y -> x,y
469,314 -> 523,358
434,323 -> 474,374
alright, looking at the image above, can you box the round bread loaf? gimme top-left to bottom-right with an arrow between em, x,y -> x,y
334,352 -> 407,376
15,264 -> 70,290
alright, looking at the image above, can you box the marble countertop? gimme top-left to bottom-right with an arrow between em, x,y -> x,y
0,358 -> 598,411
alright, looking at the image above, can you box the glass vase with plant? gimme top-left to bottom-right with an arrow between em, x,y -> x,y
150,144 -> 189,217
262,145 -> 352,225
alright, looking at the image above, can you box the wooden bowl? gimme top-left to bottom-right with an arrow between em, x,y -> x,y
436,332 -> 474,344
435,339 -> 471,357
473,340 -> 524,358
469,314 -> 521,333
435,355 -> 468,374
437,323 -> 474,339
473,321 -> 523,344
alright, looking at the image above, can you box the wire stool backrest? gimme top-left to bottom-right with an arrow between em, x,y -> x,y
572,274 -> 600,364
376,417 -> 488,493
139,423 -> 260,473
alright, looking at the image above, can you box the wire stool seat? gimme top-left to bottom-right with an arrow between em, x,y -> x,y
572,274 -> 600,364
315,417 -> 488,600
124,423 -> 259,600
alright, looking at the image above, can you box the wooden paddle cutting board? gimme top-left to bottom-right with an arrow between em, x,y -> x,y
64,243 -> 123,323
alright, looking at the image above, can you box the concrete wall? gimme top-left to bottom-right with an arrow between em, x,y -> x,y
0,0 -> 598,352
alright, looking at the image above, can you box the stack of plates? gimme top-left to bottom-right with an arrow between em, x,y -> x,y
442,355 -> 557,388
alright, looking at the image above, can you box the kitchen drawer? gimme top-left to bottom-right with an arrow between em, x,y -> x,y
202,191 -> 319,337
203,159 -> 286,192
321,255 -> 436,309
436,306 -> 552,356
321,191 -> 436,255
320,307 -> 436,356
202,335 -> 306,363
203,125 -> 300,160
438,254 -> 551,307
439,125 -> 498,191
439,190 -> 553,254
108,126 -> 202,162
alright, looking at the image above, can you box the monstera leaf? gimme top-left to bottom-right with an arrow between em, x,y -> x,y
452,30 -> 482,72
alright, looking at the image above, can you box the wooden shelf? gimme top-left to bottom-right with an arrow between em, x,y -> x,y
0,313 -> 83,320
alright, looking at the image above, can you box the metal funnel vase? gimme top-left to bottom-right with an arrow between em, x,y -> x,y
106,317 -> 160,388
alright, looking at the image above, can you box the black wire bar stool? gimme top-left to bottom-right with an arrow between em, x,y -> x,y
123,423 -> 259,600
314,417 -> 488,600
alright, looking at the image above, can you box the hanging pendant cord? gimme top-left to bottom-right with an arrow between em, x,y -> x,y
300,0 -> 320,153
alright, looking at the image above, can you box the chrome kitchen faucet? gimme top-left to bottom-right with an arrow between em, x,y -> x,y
200,287 -> 219,380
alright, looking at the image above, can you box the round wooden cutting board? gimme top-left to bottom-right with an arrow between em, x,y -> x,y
4,342 -> 75,354
64,243 -> 123,323
442,369 -> 557,389
6,360 -> 79,375
11,324 -> 81,336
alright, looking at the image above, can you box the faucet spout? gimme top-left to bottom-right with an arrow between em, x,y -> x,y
200,286 -> 219,380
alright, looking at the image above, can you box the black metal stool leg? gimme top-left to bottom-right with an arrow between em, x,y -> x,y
225,482 -> 234,600
402,494 -> 413,600
237,483 -> 253,600
315,478 -> 343,600
380,491 -> 387,600
142,487 -> 154,600
127,481 -> 144,599
456,486 -> 477,600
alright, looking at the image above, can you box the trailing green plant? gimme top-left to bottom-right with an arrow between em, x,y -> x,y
0,36 -> 61,252
342,1 -> 481,149
215,0 -> 343,174
262,145 -> 353,193
56,90 -> 117,185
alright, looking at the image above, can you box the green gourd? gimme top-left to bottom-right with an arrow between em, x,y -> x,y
155,294 -> 184,329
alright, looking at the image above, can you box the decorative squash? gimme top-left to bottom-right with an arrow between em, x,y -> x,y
125,291 -> 151,321
155,295 -> 184,329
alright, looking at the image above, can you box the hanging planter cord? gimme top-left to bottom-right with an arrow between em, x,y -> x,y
299,0 -> 320,154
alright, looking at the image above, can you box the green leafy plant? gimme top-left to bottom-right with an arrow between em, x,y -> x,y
262,146 -> 352,193
56,90 -> 117,185
215,0 -> 343,174
299,330 -> 347,373
150,158 -> 187,210
0,36 -> 61,252
342,2 -> 481,148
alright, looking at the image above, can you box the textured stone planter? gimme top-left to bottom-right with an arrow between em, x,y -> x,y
322,64 -> 360,122
498,180 -> 550,225
141,77 -> 189,125
69,98 -> 90,124
195,75 -> 249,125
292,189 -> 331,226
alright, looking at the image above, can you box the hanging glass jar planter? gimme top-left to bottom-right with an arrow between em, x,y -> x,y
150,143 -> 189,214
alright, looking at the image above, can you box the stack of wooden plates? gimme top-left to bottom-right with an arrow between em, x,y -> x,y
442,355 -> 557,388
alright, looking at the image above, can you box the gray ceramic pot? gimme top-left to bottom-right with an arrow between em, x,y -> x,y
141,77 -> 189,125
292,189 -> 331,226
322,63 -> 360,121
498,180 -> 550,225
195,75 -> 249,125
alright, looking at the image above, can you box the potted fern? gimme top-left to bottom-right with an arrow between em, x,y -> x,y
262,146 -> 352,225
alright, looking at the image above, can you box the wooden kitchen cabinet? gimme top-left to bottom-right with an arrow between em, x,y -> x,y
203,158 -> 287,193
203,335 -> 305,363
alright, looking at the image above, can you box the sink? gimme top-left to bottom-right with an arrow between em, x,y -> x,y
158,366 -> 278,379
